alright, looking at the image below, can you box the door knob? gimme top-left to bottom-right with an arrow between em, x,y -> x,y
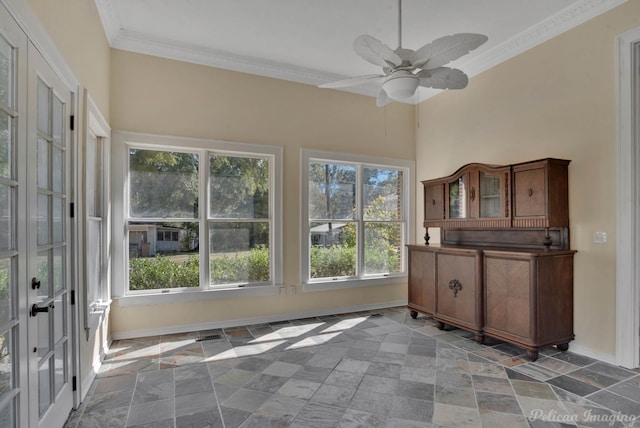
31,277 -> 41,289
31,303 -> 53,317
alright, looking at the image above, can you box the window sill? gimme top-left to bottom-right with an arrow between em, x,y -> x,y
303,275 -> 407,292
113,284 -> 280,307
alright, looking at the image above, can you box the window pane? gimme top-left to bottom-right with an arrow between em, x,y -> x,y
128,221 -> 199,290
209,222 -> 269,285
309,162 -> 355,220
364,168 -> 402,220
364,222 -> 402,275
209,155 -> 269,219
129,149 -> 198,218
309,221 -> 356,278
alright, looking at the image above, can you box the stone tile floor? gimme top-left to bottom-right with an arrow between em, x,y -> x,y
64,307 -> 640,427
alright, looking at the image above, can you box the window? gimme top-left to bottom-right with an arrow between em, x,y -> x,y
84,93 -> 110,336
116,132 -> 282,296
302,150 -> 414,287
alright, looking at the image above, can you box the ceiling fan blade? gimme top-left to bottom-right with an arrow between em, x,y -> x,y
354,35 -> 403,68
411,33 -> 488,69
376,89 -> 392,107
417,67 -> 468,90
319,74 -> 386,89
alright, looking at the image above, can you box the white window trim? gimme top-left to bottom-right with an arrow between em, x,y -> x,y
112,131 -> 283,303
300,149 -> 415,291
83,91 -> 111,339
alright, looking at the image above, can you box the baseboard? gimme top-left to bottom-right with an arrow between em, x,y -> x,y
111,300 -> 408,340
568,343 -> 617,366
80,369 -> 97,402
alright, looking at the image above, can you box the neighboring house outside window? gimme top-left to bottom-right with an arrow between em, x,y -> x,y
301,149 -> 414,289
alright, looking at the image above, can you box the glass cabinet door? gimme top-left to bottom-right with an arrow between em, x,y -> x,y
479,172 -> 501,218
449,175 -> 466,218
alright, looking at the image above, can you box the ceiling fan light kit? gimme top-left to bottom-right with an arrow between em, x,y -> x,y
319,0 -> 488,106
382,71 -> 419,101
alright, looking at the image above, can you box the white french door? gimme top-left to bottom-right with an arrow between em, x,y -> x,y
0,5 -> 74,427
26,43 -> 73,428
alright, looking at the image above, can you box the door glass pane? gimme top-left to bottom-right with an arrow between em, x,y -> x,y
53,247 -> 63,295
209,155 -> 269,219
0,329 -> 13,398
53,296 -> 64,343
52,147 -> 62,193
38,359 -> 51,416
37,251 -> 50,298
209,221 -> 269,285
479,172 -> 501,218
449,176 -> 466,219
37,137 -> 49,189
0,396 -> 14,428
0,259 -> 12,325
129,149 -> 199,218
37,310 -> 49,359
52,196 -> 62,243
0,111 -> 10,178
309,162 -> 356,220
52,95 -> 63,146
364,222 -> 402,275
54,342 -> 65,394
37,194 -> 49,245
0,185 -> 10,251
363,168 -> 402,221
0,35 -> 12,107
37,79 -> 49,134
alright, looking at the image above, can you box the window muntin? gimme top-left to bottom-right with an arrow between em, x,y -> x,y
305,154 -> 409,283
125,145 -> 276,292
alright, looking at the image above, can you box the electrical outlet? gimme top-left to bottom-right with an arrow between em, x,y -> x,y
593,231 -> 607,244
288,285 -> 296,295
279,286 -> 286,296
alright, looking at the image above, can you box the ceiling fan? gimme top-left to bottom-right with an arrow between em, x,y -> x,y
319,0 -> 488,106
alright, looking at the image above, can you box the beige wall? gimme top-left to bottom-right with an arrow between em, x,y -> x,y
28,0 -> 111,119
109,49 -> 415,336
416,1 -> 640,358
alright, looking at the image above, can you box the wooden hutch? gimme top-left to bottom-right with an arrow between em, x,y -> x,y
408,158 -> 575,361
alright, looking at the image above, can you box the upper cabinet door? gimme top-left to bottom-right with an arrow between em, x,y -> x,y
447,173 -> 467,219
424,182 -> 444,220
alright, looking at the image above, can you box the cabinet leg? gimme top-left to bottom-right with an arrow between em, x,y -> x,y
526,349 -> 539,361
556,343 -> 569,352
474,334 -> 484,344
410,311 -> 418,319
435,321 -> 445,330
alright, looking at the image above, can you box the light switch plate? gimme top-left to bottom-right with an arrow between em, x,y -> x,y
593,231 -> 607,244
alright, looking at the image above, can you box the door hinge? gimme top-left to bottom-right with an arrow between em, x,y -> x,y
70,115 -> 75,131
70,202 -> 74,218
72,376 -> 77,391
70,290 -> 75,305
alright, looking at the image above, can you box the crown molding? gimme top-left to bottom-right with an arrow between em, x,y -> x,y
95,0 -> 627,103
461,0 -> 629,78
94,0 -> 121,44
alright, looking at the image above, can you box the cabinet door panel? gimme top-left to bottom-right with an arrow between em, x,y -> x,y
514,168 -> 545,217
408,250 -> 435,314
485,257 -> 530,338
424,183 -> 444,220
436,253 -> 476,324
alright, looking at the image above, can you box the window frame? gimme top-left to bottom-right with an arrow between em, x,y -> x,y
112,131 -> 282,303
83,92 -> 111,338
301,149 -> 414,290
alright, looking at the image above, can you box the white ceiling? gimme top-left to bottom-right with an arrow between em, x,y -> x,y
94,0 -> 625,102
